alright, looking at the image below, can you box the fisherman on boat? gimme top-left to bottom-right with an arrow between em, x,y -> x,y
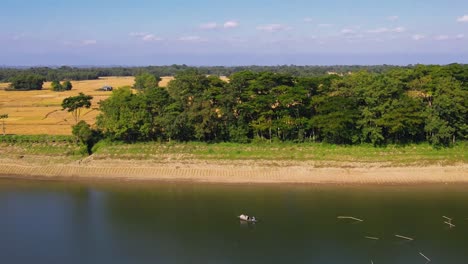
239,214 -> 257,222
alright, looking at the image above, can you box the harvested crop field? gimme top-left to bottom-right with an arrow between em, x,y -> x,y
0,76 -> 175,135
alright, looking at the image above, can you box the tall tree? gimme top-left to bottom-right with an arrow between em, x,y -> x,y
97,87 -> 152,141
424,77 -> 468,145
62,93 -> 93,124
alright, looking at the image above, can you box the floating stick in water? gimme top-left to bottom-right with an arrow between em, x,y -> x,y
444,221 -> 455,228
337,216 -> 364,222
419,252 -> 431,262
365,236 -> 380,240
442,216 -> 453,221
395,234 -> 414,241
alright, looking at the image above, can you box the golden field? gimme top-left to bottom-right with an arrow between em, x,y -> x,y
0,76 -> 174,135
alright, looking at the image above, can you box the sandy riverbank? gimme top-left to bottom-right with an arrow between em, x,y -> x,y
0,157 -> 466,184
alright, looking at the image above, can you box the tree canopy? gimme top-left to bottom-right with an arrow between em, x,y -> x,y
7,74 -> 45,91
93,65 -> 467,146
62,93 -> 93,123
133,72 -> 160,90
51,80 -> 73,91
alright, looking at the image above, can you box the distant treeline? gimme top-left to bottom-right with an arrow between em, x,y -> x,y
0,64 -> 435,82
94,64 -> 467,146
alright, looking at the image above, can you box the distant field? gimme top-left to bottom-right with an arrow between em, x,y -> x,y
0,76 -> 169,135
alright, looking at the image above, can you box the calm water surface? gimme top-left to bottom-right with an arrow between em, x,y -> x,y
1,179 -> 468,264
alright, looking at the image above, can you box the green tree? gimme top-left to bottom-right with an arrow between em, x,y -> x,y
352,72 -> 407,145
270,84 -> 309,141
424,77 -> 468,145
377,95 -> 425,143
63,80 -> 73,90
96,87 -> 152,141
62,93 -> 93,124
72,120 -> 101,155
51,80 -> 63,91
9,74 -> 45,91
141,87 -> 173,140
72,120 -> 93,145
311,95 -> 359,144
191,76 -> 230,141
134,72 -> 160,90
0,114 -> 8,136
166,70 -> 210,141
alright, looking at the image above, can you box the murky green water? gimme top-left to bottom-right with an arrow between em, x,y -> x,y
0,179 -> 467,264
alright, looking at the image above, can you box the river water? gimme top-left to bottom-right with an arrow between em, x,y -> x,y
0,179 -> 467,264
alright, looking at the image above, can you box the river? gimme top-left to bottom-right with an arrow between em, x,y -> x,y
1,179 -> 467,264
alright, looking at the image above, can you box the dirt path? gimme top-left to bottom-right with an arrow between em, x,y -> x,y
0,157 -> 466,184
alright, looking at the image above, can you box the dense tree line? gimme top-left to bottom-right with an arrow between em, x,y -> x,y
6,74 -> 45,90
1,64 -> 454,82
94,65 -> 467,146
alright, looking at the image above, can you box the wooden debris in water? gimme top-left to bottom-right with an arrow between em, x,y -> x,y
419,252 -> 431,262
365,236 -> 380,240
395,234 -> 414,241
443,216 -> 455,228
337,216 -> 364,222
444,221 -> 456,228
442,216 -> 452,221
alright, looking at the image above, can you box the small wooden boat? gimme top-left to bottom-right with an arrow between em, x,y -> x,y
238,214 -> 257,223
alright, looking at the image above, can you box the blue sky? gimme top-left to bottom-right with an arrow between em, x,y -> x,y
1,0 -> 468,65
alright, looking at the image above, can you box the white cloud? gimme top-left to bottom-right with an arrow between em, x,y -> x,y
387,16 -> 399,21
345,33 -> 365,40
367,28 -> 389,33
179,36 -> 204,42
199,21 -> 238,29
199,22 -> 218,29
434,35 -> 449,41
412,34 -> 425,41
62,39 -> 99,47
257,24 -> 291,32
456,34 -> 465,39
340,28 -> 355,34
81,40 -> 97,45
457,15 -> 468,22
392,27 -> 406,33
366,27 -> 406,34
303,17 -> 313,23
130,32 -> 162,42
317,24 -> 333,27
142,34 -> 162,41
224,20 -> 239,29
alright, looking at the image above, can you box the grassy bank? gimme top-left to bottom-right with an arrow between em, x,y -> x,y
0,135 -> 82,161
1,136 -> 466,166
91,141 -> 467,166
